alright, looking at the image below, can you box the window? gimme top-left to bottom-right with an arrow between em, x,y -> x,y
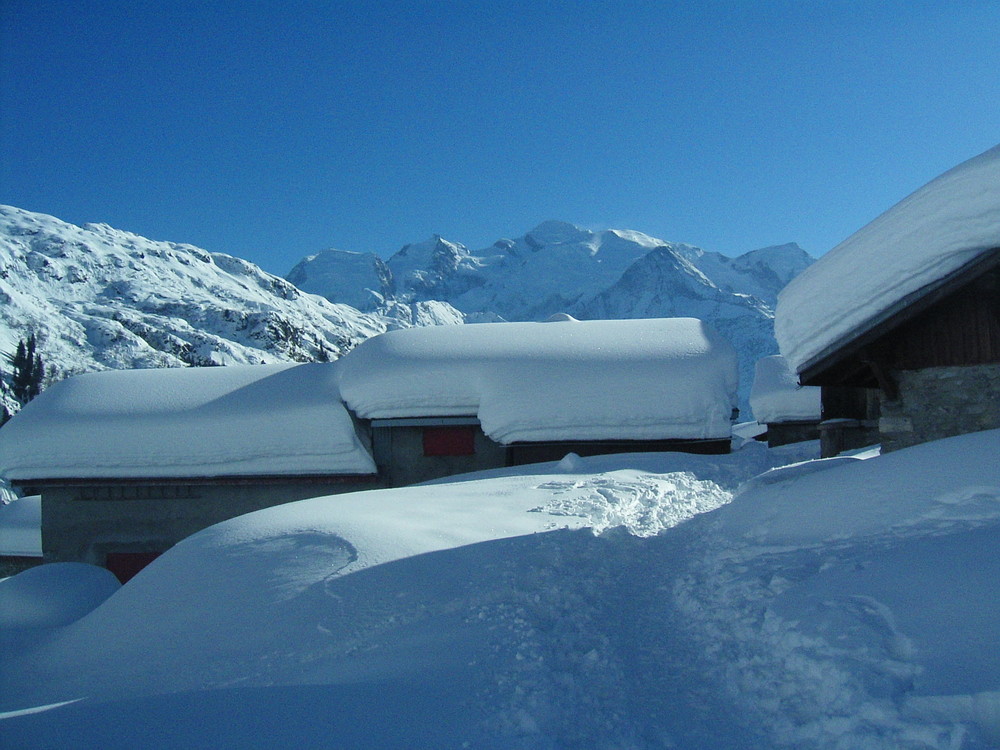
423,425 -> 476,456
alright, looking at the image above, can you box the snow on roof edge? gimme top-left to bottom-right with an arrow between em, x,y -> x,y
776,143 -> 1000,374
0,363 -> 377,481
794,246 -> 1000,378
338,318 -> 740,443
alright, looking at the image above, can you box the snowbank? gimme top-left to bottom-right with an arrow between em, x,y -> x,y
749,355 -> 821,423
676,428 -> 1000,747
3,431 -> 999,748
337,317 -> 740,442
0,363 -> 375,480
0,496 -> 41,557
0,563 -> 119,628
776,143 -> 1000,373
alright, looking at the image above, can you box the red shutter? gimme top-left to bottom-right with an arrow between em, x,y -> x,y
423,426 -> 476,456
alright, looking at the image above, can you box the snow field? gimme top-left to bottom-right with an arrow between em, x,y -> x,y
2,432 -> 999,748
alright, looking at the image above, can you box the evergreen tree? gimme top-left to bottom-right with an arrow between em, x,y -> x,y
10,334 -> 45,405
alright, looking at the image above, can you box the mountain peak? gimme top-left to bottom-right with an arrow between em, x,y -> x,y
525,221 -> 590,248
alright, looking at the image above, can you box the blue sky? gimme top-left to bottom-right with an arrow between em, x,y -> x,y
2,1 -> 998,275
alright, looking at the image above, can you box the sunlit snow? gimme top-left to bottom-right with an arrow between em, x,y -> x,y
2,432 -> 998,749
777,143 -> 1000,373
337,317 -> 740,442
0,363 -> 375,480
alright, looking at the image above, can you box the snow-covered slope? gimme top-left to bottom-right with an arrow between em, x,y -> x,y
3,431 -> 998,748
285,248 -> 394,312
292,221 -> 812,324
0,206 -> 811,420
289,221 -> 814,412
0,207 -> 407,418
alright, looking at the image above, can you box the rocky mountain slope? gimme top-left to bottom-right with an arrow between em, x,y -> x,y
0,206 -> 398,416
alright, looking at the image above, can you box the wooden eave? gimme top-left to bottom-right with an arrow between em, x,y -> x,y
798,246 -> 1000,387
11,473 -> 378,492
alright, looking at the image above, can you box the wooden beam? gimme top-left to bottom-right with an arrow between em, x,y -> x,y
861,349 -> 898,401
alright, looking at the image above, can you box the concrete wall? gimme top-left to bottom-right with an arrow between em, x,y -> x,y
39,477 -> 378,566
372,424 -> 507,487
879,363 -> 1000,452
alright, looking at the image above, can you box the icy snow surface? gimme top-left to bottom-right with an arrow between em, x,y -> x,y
776,143 -> 1000,373
0,495 -> 41,557
337,317 -> 740,442
749,354 -> 821,423
0,363 -> 375,480
2,431 -> 999,748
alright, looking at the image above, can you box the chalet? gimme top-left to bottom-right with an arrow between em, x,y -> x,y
0,363 -> 377,581
0,317 -> 740,580
749,356 -> 821,447
775,144 -> 1000,456
336,316 -> 740,485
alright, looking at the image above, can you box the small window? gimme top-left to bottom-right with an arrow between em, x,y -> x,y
423,425 -> 476,456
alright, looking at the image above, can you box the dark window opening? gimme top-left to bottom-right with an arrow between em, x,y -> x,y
423,425 -> 476,456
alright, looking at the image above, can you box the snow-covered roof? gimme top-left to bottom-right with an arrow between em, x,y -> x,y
776,144 -> 1000,374
0,495 -> 41,557
0,364 -> 376,481
749,356 -> 821,424
336,317 -> 739,443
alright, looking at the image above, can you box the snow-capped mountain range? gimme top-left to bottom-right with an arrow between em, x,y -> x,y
288,220 -> 814,412
1,207 -> 812,418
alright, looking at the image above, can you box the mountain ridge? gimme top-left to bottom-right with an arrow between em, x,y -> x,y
1,207 -> 812,419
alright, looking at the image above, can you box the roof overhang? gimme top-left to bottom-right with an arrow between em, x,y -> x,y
10,473 -> 378,491
370,416 -> 480,428
798,246 -> 1000,387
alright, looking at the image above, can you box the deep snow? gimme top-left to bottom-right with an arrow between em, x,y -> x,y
2,432 -> 999,749
0,363 -> 375,480
749,354 -> 821,423
337,317 -> 740,442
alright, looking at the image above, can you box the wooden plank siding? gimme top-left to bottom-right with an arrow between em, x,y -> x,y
876,269 -> 1000,370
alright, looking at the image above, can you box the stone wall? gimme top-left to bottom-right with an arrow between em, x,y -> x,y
371,424 -> 507,487
879,364 -> 1000,452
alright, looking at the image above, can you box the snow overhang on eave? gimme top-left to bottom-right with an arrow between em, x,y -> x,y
798,246 -> 1000,387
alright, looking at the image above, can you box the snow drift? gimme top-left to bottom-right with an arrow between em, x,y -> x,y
2,430 -> 998,748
